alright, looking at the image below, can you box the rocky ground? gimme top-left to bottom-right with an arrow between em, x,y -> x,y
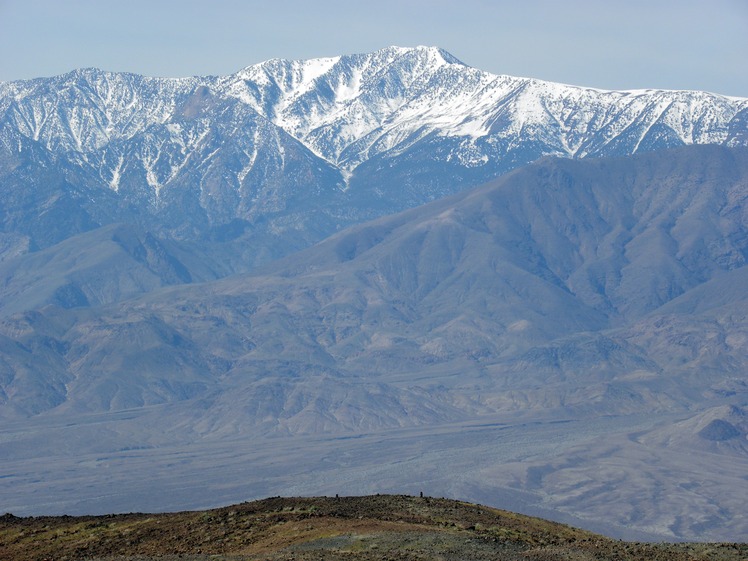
1,495 -> 745,561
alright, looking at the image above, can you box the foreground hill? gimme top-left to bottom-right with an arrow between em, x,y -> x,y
1,495 -> 745,561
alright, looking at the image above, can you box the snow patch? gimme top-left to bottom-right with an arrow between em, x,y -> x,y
109,154 -> 124,191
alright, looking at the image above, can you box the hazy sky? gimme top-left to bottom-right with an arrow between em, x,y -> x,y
1,0 -> 746,96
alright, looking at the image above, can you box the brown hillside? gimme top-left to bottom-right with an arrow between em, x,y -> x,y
1,495 -> 745,560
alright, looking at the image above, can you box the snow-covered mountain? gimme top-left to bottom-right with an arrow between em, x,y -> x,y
1,46 -> 746,263
222,46 -> 746,168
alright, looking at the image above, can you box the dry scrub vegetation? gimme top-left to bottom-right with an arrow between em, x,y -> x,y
1,495 -> 745,560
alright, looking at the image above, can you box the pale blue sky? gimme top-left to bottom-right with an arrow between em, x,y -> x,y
1,0 -> 746,96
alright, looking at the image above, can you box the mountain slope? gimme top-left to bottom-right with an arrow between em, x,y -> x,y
0,223 -> 232,317
2,145 -> 745,422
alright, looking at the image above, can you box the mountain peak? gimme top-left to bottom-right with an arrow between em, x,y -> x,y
342,45 -> 467,73
412,45 -> 467,66
367,45 -> 466,65
238,46 -> 466,78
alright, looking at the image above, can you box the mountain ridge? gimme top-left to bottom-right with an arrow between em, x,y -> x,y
2,46 -> 746,267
